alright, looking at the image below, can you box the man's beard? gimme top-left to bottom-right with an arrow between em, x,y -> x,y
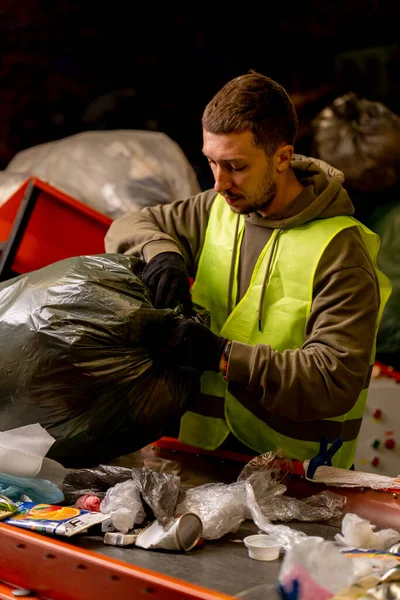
229,174 -> 277,215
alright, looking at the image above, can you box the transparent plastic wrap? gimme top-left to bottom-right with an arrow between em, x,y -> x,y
176,453 -> 346,548
175,478 -> 307,550
248,471 -> 346,522
311,93 -> 400,193
175,481 -> 249,540
100,479 -> 146,533
0,254 -> 199,467
98,467 -> 180,533
238,453 -> 346,523
3,130 -> 201,217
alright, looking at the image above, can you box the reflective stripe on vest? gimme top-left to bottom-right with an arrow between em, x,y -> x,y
179,194 -> 391,468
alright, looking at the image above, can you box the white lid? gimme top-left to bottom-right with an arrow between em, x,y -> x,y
243,535 -> 282,561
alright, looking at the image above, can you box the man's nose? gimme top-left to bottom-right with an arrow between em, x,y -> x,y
213,167 -> 232,194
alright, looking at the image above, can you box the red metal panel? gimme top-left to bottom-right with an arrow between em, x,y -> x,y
0,177 -> 112,274
0,523 -> 233,600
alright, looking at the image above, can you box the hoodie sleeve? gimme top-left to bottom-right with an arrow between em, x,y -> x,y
104,190 -> 217,274
226,227 -> 380,421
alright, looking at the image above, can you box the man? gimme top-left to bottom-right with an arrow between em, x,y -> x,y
105,71 -> 391,469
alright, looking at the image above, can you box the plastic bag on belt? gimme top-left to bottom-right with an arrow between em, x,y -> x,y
0,254 -> 199,467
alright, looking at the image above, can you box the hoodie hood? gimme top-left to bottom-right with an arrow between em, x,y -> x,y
230,155 -> 355,329
245,154 -> 355,230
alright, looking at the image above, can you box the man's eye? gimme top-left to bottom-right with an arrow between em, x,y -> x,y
231,165 -> 245,172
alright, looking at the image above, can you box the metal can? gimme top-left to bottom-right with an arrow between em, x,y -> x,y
135,512 -> 203,552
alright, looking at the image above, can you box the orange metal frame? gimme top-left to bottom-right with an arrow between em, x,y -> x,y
0,523 -> 233,600
153,437 -> 309,476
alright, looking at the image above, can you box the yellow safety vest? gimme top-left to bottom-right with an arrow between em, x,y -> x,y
179,194 -> 391,468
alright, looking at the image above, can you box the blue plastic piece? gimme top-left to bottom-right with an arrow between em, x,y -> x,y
0,473 -> 64,504
278,579 -> 300,600
306,436 -> 343,480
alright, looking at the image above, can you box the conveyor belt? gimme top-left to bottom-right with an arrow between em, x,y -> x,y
69,520 -> 340,600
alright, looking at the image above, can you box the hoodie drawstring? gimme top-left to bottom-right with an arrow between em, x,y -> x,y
227,214 -> 241,317
258,229 -> 281,331
227,216 -> 282,332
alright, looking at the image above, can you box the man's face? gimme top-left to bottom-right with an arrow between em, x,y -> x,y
202,129 -> 277,215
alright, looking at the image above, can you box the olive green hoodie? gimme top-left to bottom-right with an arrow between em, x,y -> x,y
105,155 -> 380,423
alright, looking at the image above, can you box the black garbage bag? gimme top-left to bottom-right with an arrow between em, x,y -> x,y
0,254 -> 199,467
62,464 -> 134,503
311,93 -> 400,194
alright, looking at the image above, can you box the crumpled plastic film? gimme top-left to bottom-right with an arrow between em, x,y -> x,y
175,478 -> 307,550
237,451 -> 293,486
240,454 -> 346,523
251,472 -> 346,522
175,481 -> 248,539
133,467 -> 180,526
244,480 -> 308,551
175,453 -> 346,548
100,479 -> 146,533
335,513 -> 400,551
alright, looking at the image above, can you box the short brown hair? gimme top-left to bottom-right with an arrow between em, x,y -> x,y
202,70 -> 298,156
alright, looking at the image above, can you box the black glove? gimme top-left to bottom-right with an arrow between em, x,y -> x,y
141,252 -> 193,314
148,318 -> 227,373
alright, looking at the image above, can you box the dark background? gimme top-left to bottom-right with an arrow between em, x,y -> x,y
1,1 -> 399,189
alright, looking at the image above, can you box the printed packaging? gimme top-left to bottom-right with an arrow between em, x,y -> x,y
4,502 -> 109,537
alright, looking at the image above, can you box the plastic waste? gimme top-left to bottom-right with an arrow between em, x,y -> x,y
0,254 -> 199,467
311,92 -> 400,193
63,464 -> 134,503
2,130 -> 201,217
0,473 -> 64,504
335,513 -> 400,551
100,480 -> 146,533
279,536 -> 356,600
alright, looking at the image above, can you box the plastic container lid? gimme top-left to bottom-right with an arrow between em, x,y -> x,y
243,535 -> 282,561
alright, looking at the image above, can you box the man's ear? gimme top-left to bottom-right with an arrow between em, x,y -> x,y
275,144 -> 294,173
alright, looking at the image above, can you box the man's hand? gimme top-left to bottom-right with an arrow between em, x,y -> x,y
141,252 -> 193,314
145,318 -> 228,373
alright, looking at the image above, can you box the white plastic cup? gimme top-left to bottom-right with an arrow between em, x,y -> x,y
135,513 -> 203,552
243,535 -> 282,561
